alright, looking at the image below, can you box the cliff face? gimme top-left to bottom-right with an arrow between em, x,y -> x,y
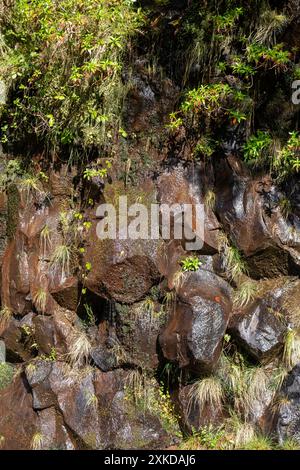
0,0 -> 300,450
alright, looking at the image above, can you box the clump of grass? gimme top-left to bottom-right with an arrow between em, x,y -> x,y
143,297 -> 155,316
40,224 -> 52,255
20,175 -> 42,196
50,244 -> 72,278
278,197 -> 292,220
84,391 -> 98,411
244,367 -> 269,418
33,288 -> 47,314
204,190 -> 216,210
218,233 -> 248,282
0,305 -> 12,330
68,329 -> 91,368
226,412 -> 256,448
187,376 -> 224,416
252,10 -> 288,46
0,363 -> 14,390
173,270 -> 185,291
163,291 -> 176,313
282,328 -> 300,370
125,369 -> 146,406
278,438 -> 300,450
225,246 -> 248,281
30,432 -> 44,450
240,434 -> 273,450
233,280 -> 258,308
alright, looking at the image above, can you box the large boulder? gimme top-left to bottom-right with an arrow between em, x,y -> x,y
84,181 -> 164,303
159,263 -> 232,371
276,364 -> 300,444
214,157 -> 300,276
0,373 -> 37,450
24,361 -> 178,449
229,302 -> 286,361
229,277 -> 300,361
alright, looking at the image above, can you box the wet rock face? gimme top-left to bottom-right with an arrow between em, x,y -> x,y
157,165 -> 221,254
229,301 -> 286,361
277,364 -> 300,444
215,158 -> 300,277
1,362 -> 177,450
0,374 -> 37,450
159,268 -> 232,371
177,384 -> 224,432
115,299 -> 166,370
83,181 -> 165,304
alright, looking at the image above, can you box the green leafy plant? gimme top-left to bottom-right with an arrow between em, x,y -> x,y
274,131 -> 300,179
231,57 -> 255,78
193,136 -> 215,159
181,83 -> 232,116
243,130 -> 272,166
247,43 -> 290,69
180,425 -> 225,450
181,256 -> 201,272
166,112 -> 183,131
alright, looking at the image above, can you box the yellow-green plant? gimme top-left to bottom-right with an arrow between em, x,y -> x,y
33,288 -> 47,314
68,329 -> 91,368
283,328 -> 300,370
0,0 -> 144,157
187,376 -> 224,416
0,305 -> 12,330
30,432 -> 44,450
233,280 -> 258,308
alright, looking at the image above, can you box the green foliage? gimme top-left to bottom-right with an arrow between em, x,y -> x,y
231,57 -> 255,78
166,112 -> 183,131
247,43 -> 290,69
180,425 -> 225,450
181,83 -> 232,115
274,131 -> 300,179
212,7 -> 244,32
243,130 -> 272,165
243,130 -> 300,179
181,256 -> 201,272
0,0 -> 144,156
193,136 -> 215,158
0,363 -> 14,390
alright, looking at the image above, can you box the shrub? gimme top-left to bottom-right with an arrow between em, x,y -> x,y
243,130 -> 272,165
0,0 -> 144,157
